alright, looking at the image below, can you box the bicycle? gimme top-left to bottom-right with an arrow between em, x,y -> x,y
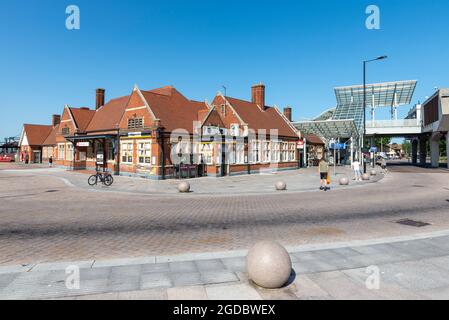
88,171 -> 114,186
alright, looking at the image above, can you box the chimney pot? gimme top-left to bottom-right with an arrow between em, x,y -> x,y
283,107 -> 292,122
96,88 -> 105,110
251,84 -> 266,110
52,114 -> 61,127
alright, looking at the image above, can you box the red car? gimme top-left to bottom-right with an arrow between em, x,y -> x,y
0,154 -> 14,162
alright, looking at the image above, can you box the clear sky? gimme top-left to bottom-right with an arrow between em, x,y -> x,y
1,0 -> 448,139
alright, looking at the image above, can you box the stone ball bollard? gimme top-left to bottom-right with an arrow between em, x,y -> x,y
339,177 -> 349,186
370,170 -> 377,176
362,173 -> 371,181
275,181 -> 287,191
246,241 -> 292,289
178,181 -> 190,193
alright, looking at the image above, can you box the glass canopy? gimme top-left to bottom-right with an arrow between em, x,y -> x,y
333,80 -> 417,130
294,120 -> 359,142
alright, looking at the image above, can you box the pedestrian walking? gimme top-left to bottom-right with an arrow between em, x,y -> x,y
49,156 -> 53,168
381,158 -> 388,174
318,157 -> 330,191
25,154 -> 29,164
352,159 -> 362,181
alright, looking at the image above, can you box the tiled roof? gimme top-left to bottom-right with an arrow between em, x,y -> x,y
140,87 -> 208,133
224,97 -> 298,138
23,124 -> 53,146
69,107 -> 96,132
42,124 -> 59,146
86,95 -> 130,132
306,134 -> 324,145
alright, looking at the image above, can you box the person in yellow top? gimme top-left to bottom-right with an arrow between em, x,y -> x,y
318,157 -> 330,191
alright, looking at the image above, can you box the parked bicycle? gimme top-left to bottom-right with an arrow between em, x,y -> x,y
88,171 -> 114,186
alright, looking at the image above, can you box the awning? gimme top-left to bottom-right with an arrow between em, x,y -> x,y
65,134 -> 118,142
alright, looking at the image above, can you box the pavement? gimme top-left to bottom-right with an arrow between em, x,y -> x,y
2,231 -> 449,300
1,161 -> 449,299
0,164 -> 383,196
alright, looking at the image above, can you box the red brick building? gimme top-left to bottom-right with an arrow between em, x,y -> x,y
19,122 -> 54,163
20,83 -> 301,179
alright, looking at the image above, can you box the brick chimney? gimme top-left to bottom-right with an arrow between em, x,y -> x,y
283,107 -> 292,122
52,114 -> 61,127
96,88 -> 105,110
251,83 -> 266,110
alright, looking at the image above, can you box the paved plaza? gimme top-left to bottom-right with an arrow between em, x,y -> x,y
2,231 -> 449,300
1,162 -> 449,299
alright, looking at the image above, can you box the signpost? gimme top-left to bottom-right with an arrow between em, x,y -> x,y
297,139 -> 305,150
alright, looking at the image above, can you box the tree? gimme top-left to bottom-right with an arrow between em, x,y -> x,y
402,140 -> 412,156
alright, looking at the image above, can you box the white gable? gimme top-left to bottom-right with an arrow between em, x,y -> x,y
19,128 -> 29,147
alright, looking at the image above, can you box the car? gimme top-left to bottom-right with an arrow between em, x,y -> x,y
0,154 -> 14,162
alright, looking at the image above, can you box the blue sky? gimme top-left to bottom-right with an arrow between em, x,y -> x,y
1,0 -> 448,138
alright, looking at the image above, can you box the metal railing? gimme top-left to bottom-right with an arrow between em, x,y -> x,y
366,119 -> 422,128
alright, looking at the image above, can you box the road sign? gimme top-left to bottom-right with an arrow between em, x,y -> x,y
370,147 -> 378,153
330,143 -> 346,150
297,140 -> 305,149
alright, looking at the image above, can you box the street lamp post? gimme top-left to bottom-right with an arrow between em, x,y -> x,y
362,55 -> 387,173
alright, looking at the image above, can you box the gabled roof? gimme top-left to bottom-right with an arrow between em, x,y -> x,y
224,96 -> 298,138
22,124 -> 53,146
68,107 -> 96,132
139,86 -> 208,133
200,106 -> 226,128
86,95 -> 130,132
306,134 -> 325,145
42,124 -> 59,146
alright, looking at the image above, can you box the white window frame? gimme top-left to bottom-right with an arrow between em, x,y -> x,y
121,141 -> 134,164
66,143 -> 74,161
137,140 -> 152,165
200,143 -> 213,165
58,143 -> 65,160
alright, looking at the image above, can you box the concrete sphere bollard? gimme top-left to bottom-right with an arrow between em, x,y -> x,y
275,181 -> 287,191
370,170 -> 377,176
339,177 -> 349,186
178,181 -> 190,193
362,173 -> 371,181
246,241 -> 292,289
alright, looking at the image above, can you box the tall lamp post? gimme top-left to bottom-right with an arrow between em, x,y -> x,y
362,55 -> 387,173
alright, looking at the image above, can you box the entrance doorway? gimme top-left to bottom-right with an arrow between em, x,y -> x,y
33,151 -> 41,163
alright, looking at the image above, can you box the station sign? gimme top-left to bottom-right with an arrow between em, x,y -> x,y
330,143 -> 346,150
76,142 -> 90,147
96,152 -> 104,165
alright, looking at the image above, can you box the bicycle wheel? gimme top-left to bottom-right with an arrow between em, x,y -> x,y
103,174 -> 114,186
88,175 -> 98,186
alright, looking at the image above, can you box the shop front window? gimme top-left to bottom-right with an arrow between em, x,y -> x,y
66,143 -> 74,161
58,144 -> 65,160
121,142 -> 133,164
107,141 -> 115,161
137,140 -> 151,165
